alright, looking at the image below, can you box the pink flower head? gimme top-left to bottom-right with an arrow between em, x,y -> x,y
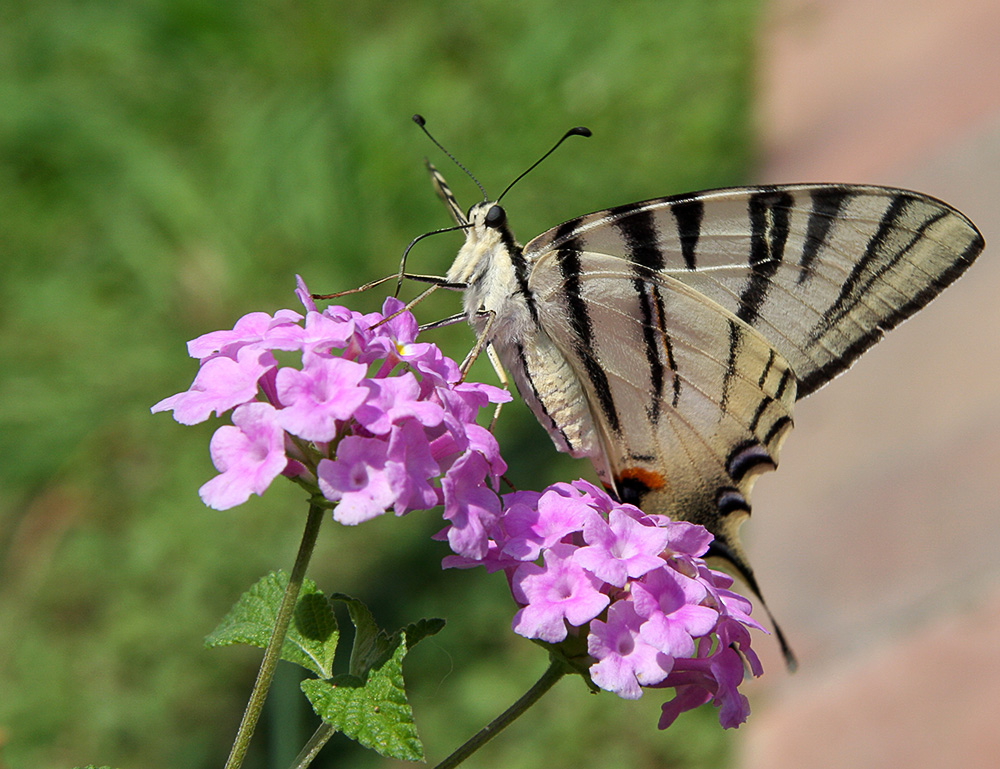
500,486 -> 593,562
444,478 -> 765,730
633,568 -> 718,659
186,310 -> 304,361
151,345 -> 276,425
298,310 -> 362,360
274,356 -> 368,441
386,419 -> 441,514
354,373 -> 445,435
588,600 -> 671,700
655,645 -> 753,730
153,277 -> 509,528
294,274 -> 317,313
575,508 -> 672,587
440,448 -> 503,560
317,436 -> 394,525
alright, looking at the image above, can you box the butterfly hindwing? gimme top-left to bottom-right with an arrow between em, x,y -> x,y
526,251 -> 796,586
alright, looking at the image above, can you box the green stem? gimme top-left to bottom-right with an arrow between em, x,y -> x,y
288,723 -> 336,769
224,501 -> 326,769
433,660 -> 566,769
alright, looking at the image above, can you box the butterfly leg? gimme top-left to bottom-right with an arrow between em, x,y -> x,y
312,273 -> 400,300
372,283 -> 443,329
458,308 -> 496,378
424,308 -> 510,427
418,312 -> 467,332
484,342 -> 509,431
312,272 -> 465,301
372,279 -> 468,329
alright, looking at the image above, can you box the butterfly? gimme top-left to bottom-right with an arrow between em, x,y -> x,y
418,120 -> 984,663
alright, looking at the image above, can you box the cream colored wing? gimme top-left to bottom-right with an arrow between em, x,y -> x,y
524,185 -> 984,398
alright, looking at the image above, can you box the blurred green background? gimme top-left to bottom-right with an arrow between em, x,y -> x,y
0,1 -> 763,767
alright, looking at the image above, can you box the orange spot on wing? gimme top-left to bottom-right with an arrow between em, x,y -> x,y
615,467 -> 666,491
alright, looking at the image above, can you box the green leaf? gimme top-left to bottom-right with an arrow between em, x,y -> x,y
73,766 -> 117,769
300,602 -> 445,761
402,617 -> 446,648
329,592 -> 379,677
205,571 -> 338,677
301,636 -> 421,761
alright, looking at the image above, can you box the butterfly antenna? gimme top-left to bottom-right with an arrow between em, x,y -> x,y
496,125 -> 592,204
412,114 -> 488,202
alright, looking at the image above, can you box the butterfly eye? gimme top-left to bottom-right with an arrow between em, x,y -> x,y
484,205 -> 506,228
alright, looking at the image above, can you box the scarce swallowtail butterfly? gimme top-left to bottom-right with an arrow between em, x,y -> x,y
413,117 -> 984,663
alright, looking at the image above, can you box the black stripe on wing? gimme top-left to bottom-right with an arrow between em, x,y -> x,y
758,349 -> 776,388
725,441 -> 776,484
612,206 -> 681,420
671,198 -> 704,269
739,188 -> 794,327
610,203 -> 665,271
636,284 -> 667,422
721,318 -> 742,414
555,226 -> 622,435
797,186 -> 853,285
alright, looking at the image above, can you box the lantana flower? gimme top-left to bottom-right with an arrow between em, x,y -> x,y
442,479 -> 765,729
152,277 -> 510,528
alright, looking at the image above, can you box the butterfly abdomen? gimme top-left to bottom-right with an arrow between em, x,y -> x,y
499,329 -> 605,463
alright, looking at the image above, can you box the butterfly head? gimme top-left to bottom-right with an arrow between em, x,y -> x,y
465,201 -> 509,236
445,200 -> 522,293
481,202 -> 507,228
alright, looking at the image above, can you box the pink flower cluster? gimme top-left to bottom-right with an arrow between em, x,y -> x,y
153,279 -> 764,729
152,278 -> 509,533
443,479 -> 763,729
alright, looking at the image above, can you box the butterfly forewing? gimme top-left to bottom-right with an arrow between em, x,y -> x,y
523,185 -> 984,398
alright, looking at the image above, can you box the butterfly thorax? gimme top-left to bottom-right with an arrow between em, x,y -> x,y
446,203 -> 531,339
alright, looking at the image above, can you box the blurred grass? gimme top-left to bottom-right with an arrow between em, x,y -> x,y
0,1 -> 762,767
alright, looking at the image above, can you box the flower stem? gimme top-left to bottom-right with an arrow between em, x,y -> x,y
288,723 -> 336,769
432,659 -> 566,769
224,501 -> 326,769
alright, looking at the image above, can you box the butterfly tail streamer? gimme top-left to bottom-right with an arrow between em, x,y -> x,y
707,538 -> 798,671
